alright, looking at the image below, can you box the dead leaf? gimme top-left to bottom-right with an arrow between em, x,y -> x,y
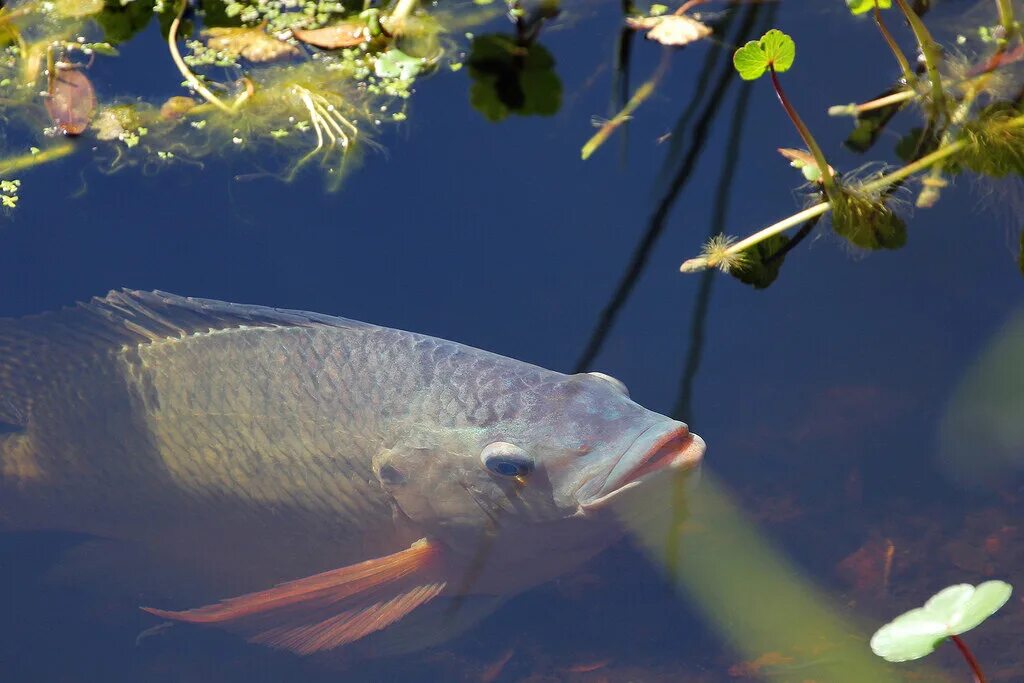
836,536 -> 894,595
626,14 -> 711,46
728,651 -> 795,677
203,25 -> 299,63
291,21 -> 369,49
160,95 -> 197,120
46,68 -> 96,136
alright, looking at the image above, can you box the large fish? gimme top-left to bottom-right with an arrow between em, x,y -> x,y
0,290 -> 704,656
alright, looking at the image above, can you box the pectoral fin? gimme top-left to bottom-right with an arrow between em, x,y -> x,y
142,538 -> 447,655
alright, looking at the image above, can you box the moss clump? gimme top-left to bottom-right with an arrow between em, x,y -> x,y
958,104 -> 1024,178
829,180 -> 906,250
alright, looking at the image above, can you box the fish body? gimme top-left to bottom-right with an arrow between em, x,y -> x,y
0,290 -> 704,655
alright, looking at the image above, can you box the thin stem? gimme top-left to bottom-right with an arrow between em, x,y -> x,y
0,143 -> 75,175
387,0 -> 418,33
996,0 -> 1019,45
680,202 -> 830,272
893,0 -> 946,115
861,138 -> 965,192
680,138 -> 972,273
949,635 -> 986,683
167,0 -> 236,114
769,65 -> 836,196
874,1 -> 915,85
828,88 -> 916,116
582,50 -> 669,160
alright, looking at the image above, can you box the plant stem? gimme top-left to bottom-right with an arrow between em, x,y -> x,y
167,0 -> 237,115
387,0 -> 418,32
950,635 -> 986,683
892,0 -> 946,115
873,1 -> 915,85
0,143 -> 75,175
582,50 -> 669,160
768,65 -> 836,196
996,0 -> 1019,45
828,88 -> 916,116
680,138 -> 972,273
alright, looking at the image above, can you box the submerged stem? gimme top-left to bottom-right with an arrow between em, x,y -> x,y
996,0 -> 1020,45
893,0 -> 946,115
167,0 -> 240,115
0,143 -> 75,175
582,50 -> 670,160
768,66 -> 836,196
680,138 -> 974,273
828,88 -> 916,116
387,0 -> 418,33
949,635 -> 986,683
874,1 -> 915,85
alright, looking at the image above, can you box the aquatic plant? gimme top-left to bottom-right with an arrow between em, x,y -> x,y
870,581 -> 1012,681
0,0 -> 495,210
679,1 -> 1024,284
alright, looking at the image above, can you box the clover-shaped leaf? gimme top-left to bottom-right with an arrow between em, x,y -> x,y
870,581 -> 1012,663
732,29 -> 795,80
846,0 -> 892,15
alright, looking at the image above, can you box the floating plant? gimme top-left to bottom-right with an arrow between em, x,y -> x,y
679,0 -> 1024,284
871,580 -> 1013,682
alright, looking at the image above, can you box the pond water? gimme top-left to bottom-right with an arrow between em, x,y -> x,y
1,1 -> 1022,681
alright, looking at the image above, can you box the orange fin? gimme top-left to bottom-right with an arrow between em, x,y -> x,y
142,538 -> 447,655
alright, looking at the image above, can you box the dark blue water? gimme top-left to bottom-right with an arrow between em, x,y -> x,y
2,1 -> 1022,681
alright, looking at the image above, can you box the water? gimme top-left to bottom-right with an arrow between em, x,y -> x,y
1,1 -> 1022,681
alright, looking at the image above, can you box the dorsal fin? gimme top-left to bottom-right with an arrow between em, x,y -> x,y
0,290 -> 369,425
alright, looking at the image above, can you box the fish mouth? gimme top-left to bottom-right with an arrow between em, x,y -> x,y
581,422 -> 705,512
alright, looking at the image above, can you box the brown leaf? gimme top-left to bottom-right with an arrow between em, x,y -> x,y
291,21 -> 369,49
626,14 -> 711,46
203,25 -> 300,63
160,95 -> 197,120
46,68 -> 96,136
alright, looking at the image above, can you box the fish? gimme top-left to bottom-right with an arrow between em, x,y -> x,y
0,290 -> 705,657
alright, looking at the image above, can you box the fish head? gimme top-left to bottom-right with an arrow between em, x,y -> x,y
372,370 -> 704,583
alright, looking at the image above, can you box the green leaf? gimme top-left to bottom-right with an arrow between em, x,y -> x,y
733,40 -> 768,80
846,0 -> 892,15
871,581 -> 1013,663
732,29 -> 795,80
731,234 -> 789,289
374,49 -> 425,80
467,34 -> 561,122
759,29 -> 795,72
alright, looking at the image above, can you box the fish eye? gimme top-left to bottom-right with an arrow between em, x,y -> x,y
586,372 -> 629,397
480,442 -> 534,478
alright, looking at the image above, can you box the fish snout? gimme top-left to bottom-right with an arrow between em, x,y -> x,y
581,422 -> 705,511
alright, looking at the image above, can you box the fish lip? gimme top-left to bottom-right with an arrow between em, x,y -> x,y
580,423 -> 705,512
